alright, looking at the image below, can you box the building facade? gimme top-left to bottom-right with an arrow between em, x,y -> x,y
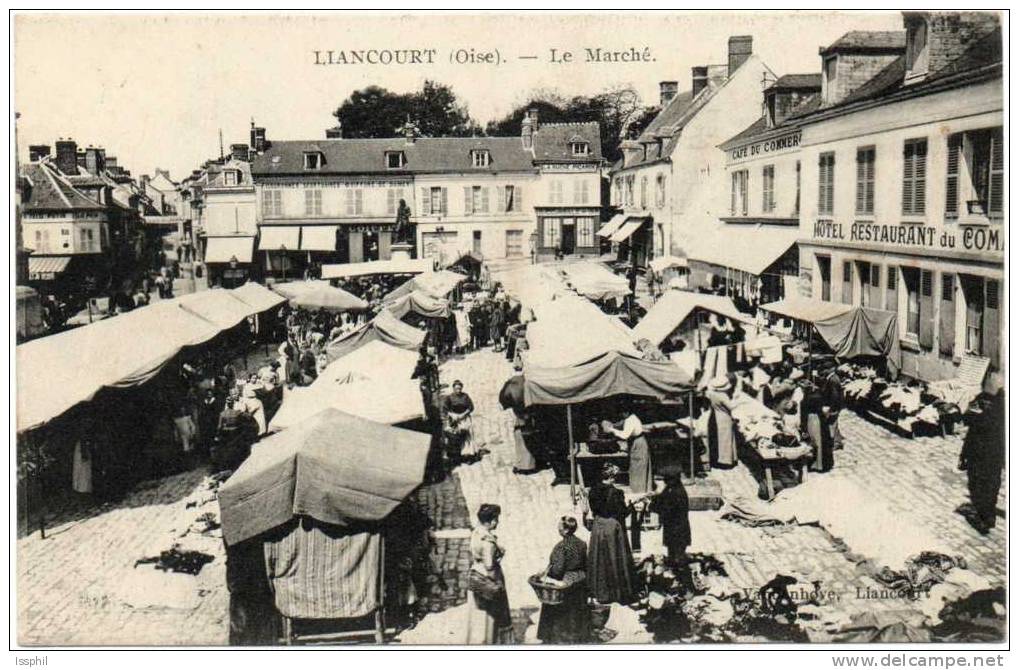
795,12 -> 1003,386
695,74 -> 822,304
607,36 -> 774,267
250,117 -> 603,274
202,153 -> 258,287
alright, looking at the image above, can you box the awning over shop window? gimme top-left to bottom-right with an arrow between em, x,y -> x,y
689,226 -> 800,276
609,217 -> 648,243
258,226 -> 300,251
28,255 -> 72,278
204,236 -> 254,264
597,213 -> 628,238
300,226 -> 339,252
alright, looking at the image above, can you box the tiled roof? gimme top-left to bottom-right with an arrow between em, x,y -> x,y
252,125 -> 602,177
719,91 -> 820,148
638,90 -> 696,141
821,30 -> 906,55
767,73 -> 822,90
721,117 -> 769,147
532,122 -> 603,162
21,162 -> 105,211
205,159 -> 253,188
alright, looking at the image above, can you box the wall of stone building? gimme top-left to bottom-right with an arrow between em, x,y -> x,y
829,52 -> 901,105
926,12 -> 1001,75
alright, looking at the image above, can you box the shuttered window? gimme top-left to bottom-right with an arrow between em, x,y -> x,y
939,273 -> 955,357
855,147 -> 875,215
794,160 -> 801,215
305,189 -> 322,215
984,278 -> 1000,369
762,165 -> 775,213
818,152 -> 835,215
902,138 -> 927,216
944,134 -> 962,218
886,265 -> 898,313
817,255 -> 831,302
989,129 -> 1004,216
842,260 -> 853,305
919,269 -> 934,349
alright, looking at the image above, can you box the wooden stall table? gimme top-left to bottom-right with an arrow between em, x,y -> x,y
747,443 -> 813,501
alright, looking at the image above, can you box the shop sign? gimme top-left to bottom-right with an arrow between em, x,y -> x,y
729,131 -> 801,163
812,220 -> 1005,254
541,163 -> 598,173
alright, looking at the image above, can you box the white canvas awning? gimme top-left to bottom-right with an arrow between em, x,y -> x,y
689,225 -> 800,276
258,226 -> 300,250
300,225 -> 339,251
609,217 -> 648,243
597,213 -> 628,238
204,236 -> 255,264
321,258 -> 435,279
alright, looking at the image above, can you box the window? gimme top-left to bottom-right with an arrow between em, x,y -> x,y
902,138 -> 927,216
855,147 -> 875,215
794,160 -> 801,215
574,180 -> 590,205
465,185 -> 489,214
571,142 -> 590,157
886,265 -> 898,313
224,170 -> 239,186
386,189 -> 405,215
305,189 -> 323,215
817,255 -> 831,302
550,180 -> 564,205
426,186 -> 446,215
902,267 -> 934,348
262,190 -> 282,217
842,261 -> 853,305
655,174 -> 666,208
505,230 -> 523,258
946,128 -> 1004,218
613,179 -> 622,206
504,185 -> 516,212
823,56 -> 837,103
625,176 -> 635,206
640,177 -> 648,209
86,228 -> 95,251
730,169 -> 748,216
905,18 -> 929,77
542,218 -> 560,248
818,152 -> 835,216
344,188 -> 362,215
471,150 -> 491,168
303,152 -> 323,170
577,217 -> 594,247
386,151 -> 406,169
940,273 -> 956,357
762,165 -> 775,213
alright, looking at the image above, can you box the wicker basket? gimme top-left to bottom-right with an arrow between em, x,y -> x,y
528,574 -> 573,605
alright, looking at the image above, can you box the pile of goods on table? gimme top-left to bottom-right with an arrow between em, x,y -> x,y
834,364 -> 961,437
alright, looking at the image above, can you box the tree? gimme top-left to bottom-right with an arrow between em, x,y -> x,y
484,84 -> 647,163
332,80 -> 480,138
625,105 -> 661,140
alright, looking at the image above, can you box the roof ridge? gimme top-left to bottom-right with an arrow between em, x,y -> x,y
39,163 -> 74,209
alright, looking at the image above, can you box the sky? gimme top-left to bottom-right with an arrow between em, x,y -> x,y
14,12 -> 904,180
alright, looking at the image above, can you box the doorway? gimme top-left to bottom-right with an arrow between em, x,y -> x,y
363,231 -> 380,261
560,222 -> 576,255
473,230 -> 482,256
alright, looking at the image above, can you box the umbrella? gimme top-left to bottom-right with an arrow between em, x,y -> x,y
499,374 -> 526,412
290,285 -> 368,312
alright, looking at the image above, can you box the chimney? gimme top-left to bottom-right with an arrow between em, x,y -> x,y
326,123 -> 343,139
105,155 -> 118,169
230,143 -> 249,162
691,66 -> 709,97
76,150 -> 87,169
55,139 -> 78,174
250,125 -> 267,153
659,81 -> 679,106
85,146 -> 106,175
401,118 -> 418,145
620,140 -> 644,168
820,31 -> 906,105
28,145 -> 50,162
907,12 -> 1000,82
728,35 -> 753,75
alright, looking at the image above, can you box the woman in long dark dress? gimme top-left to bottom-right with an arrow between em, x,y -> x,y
586,464 -> 634,605
801,382 -> 834,472
648,469 -> 691,562
537,516 -> 590,644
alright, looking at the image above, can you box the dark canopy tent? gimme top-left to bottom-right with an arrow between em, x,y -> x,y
218,408 -> 430,643
385,290 -> 450,320
448,250 -> 484,278
325,309 -> 426,361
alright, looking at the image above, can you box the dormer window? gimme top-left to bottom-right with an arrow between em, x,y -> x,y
386,151 -> 406,169
303,152 -> 323,170
822,56 -> 838,104
471,150 -> 491,168
571,142 -> 590,157
224,170 -> 239,186
905,17 -> 929,81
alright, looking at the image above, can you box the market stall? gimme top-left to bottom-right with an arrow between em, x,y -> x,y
320,258 -> 435,280
218,408 -> 430,644
559,260 -> 631,303
384,290 -> 450,321
325,309 -> 426,360
288,284 -> 369,313
315,340 -> 419,386
632,291 -> 757,354
382,270 -> 467,303
267,377 -> 425,431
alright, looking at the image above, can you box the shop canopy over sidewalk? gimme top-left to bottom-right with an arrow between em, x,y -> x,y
759,297 -> 853,323
632,291 -> 755,347
523,350 -> 694,406
219,408 -> 430,546
689,226 -> 800,276
320,258 -> 435,279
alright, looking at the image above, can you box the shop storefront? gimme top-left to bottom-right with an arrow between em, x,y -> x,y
535,207 -> 601,259
204,236 -> 256,288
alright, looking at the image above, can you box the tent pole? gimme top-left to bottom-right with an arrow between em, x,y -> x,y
808,327 -> 813,376
567,404 -> 576,504
376,535 -> 385,644
688,391 -> 695,480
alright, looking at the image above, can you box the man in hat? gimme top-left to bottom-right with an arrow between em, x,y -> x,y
959,388 -> 1005,534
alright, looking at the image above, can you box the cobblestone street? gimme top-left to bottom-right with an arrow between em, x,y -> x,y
16,266 -> 1006,646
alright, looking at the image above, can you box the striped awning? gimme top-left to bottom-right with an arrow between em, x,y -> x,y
609,217 -> 649,243
300,225 -> 339,251
28,255 -> 72,279
258,226 -> 300,251
204,236 -> 254,264
596,213 -> 628,238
